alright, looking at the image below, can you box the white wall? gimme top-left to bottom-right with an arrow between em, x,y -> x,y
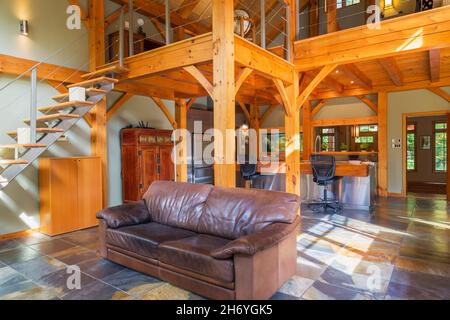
387,88 -> 450,193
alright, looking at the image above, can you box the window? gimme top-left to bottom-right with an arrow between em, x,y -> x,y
406,123 -> 417,171
337,0 -> 360,8
320,127 -> 336,151
433,121 -> 447,172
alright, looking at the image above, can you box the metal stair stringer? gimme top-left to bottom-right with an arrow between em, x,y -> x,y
0,82 -> 114,190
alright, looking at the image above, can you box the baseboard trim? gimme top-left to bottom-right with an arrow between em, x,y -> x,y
0,228 -> 39,241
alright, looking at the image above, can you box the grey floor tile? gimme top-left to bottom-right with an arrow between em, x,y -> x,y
10,256 -> 65,282
61,279 -> 131,300
0,246 -> 41,265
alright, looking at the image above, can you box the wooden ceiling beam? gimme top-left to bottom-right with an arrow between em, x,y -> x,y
273,79 -> 292,116
379,57 -> 404,86
237,100 -> 251,121
428,87 -> 450,102
339,64 -> 373,89
311,99 -> 329,118
297,64 -> 338,110
294,6 -> 450,71
235,67 -> 254,96
177,0 -> 201,19
429,49 -> 441,82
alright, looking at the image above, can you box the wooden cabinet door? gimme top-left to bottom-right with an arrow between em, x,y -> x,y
77,158 -> 102,229
121,145 -> 140,202
49,159 -> 79,235
159,146 -> 174,181
140,146 -> 158,196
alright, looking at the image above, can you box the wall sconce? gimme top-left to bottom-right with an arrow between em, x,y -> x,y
352,125 -> 360,137
19,20 -> 29,36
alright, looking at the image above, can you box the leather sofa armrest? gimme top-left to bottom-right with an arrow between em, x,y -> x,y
96,200 -> 151,229
211,216 -> 300,259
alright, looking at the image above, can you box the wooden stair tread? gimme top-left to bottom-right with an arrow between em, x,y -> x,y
0,160 -> 28,165
24,114 -> 80,124
52,88 -> 107,101
0,144 -> 46,149
38,101 -> 94,113
6,128 -> 64,137
81,65 -> 129,79
67,77 -> 119,89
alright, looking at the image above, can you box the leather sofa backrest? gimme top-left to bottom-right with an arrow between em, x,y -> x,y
144,181 -> 300,239
143,181 -> 213,232
199,186 -> 300,239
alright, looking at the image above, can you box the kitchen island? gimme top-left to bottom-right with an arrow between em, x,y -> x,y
239,160 -> 377,211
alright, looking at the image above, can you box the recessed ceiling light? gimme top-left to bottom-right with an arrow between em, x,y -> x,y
350,81 -> 355,84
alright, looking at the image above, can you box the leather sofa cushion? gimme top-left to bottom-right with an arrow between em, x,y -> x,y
143,181 -> 213,233
106,223 -> 196,259
97,200 -> 150,229
159,235 -> 234,283
199,187 -> 300,239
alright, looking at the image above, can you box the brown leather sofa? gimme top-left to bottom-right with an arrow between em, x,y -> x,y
97,181 -> 300,300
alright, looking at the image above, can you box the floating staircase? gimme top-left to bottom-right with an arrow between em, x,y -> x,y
0,68 -> 122,190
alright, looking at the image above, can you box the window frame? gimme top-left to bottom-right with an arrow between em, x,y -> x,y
432,120 -> 447,174
406,122 -> 417,172
319,127 -> 336,152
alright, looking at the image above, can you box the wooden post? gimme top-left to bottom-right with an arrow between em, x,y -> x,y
327,0 -> 337,33
88,0 -> 105,72
212,0 -> 236,188
302,101 -> 312,160
378,92 -> 388,197
175,99 -> 188,182
88,0 -> 107,207
285,71 -> 301,196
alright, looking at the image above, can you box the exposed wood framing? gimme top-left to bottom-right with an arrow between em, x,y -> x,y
302,100 -> 312,161
237,100 -> 251,122
311,99 -> 329,118
273,78 -> 292,116
106,93 -> 133,121
177,0 -> 200,19
312,116 -> 378,127
175,99 -> 188,182
235,67 -> 253,96
327,0 -> 337,34
294,6 -> 450,71
212,0 -> 236,188
88,0 -> 105,72
356,95 -> 378,114
104,6 -> 128,28
339,64 -> 373,89
428,87 -> 450,102
429,49 -> 441,82
115,33 -> 213,81
297,64 -> 338,110
234,36 -> 295,84
186,98 -> 197,110
150,97 -> 178,129
379,57 -> 403,86
183,65 -> 214,98
378,92 -> 388,197
309,0 -> 319,37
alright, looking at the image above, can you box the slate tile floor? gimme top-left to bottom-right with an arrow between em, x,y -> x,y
0,195 -> 449,300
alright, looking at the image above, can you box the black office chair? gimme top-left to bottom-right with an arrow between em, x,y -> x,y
308,154 -> 342,213
240,163 -> 260,188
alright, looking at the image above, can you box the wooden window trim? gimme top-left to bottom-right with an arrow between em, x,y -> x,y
432,120 -> 447,174
406,121 -> 418,172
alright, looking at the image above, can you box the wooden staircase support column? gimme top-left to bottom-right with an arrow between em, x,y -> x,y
212,0 -> 236,188
285,71 -> 301,196
175,99 -> 188,183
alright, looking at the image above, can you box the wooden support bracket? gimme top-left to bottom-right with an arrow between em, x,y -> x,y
183,66 -> 214,98
150,97 -> 178,129
356,95 -> 378,114
273,78 -> 292,117
106,93 -> 133,121
297,64 -> 338,111
235,67 -> 253,96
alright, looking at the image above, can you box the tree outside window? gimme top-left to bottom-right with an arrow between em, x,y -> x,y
406,123 -> 417,171
433,121 -> 447,172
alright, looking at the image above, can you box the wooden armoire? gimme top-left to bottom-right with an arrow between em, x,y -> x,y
121,128 -> 174,202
